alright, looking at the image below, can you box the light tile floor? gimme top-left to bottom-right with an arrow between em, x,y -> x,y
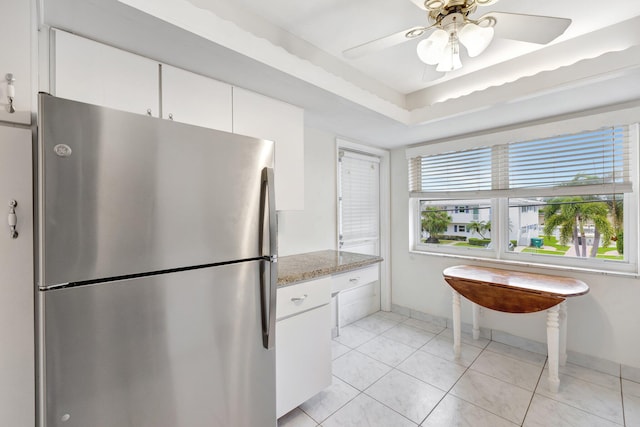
278,311 -> 640,427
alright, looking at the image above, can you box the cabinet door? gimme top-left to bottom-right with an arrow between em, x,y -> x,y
0,125 -> 34,426
232,87 -> 304,211
161,64 -> 232,131
52,29 -> 159,117
276,304 -> 331,418
0,0 -> 31,124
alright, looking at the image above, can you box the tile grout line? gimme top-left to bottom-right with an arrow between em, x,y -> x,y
427,340 -> 524,426
520,355 -> 549,426
620,366 -> 626,427
327,318 -> 426,426
285,312 -> 633,426
356,317 -> 462,426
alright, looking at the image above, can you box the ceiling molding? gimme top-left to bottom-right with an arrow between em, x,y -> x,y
117,0 -> 410,122
44,0 -> 640,148
117,0 -> 640,129
410,45 -> 640,125
407,15 -> 640,107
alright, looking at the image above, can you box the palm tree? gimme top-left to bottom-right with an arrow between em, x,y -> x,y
421,207 -> 451,243
543,197 -> 613,257
581,201 -> 614,257
468,220 -> 490,239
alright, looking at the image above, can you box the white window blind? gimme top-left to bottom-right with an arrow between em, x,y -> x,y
339,150 -> 380,244
409,146 -> 492,196
409,125 -> 632,198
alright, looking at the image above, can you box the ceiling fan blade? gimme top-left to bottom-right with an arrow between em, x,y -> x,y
481,12 -> 571,44
342,26 -> 427,59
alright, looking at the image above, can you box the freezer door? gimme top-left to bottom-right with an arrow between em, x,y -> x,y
41,261 -> 275,427
38,94 -> 274,287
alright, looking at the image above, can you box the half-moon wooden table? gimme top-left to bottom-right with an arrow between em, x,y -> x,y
442,265 -> 589,392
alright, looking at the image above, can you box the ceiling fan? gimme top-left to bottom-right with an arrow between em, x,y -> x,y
343,0 -> 572,72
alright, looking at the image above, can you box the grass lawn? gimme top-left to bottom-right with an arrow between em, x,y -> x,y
521,248 -> 567,256
453,242 -> 490,248
596,254 -> 624,260
541,236 -> 570,252
596,246 -> 618,255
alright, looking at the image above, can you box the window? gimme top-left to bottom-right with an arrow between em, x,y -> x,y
338,149 -> 380,255
408,123 -> 638,273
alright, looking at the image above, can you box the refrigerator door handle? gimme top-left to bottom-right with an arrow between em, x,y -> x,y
260,167 -> 277,350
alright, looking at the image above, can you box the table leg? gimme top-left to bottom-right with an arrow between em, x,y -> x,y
472,303 -> 480,340
547,305 -> 561,392
559,301 -> 567,366
452,290 -> 461,358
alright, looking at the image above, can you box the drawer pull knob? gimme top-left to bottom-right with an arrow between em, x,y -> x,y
291,294 -> 308,303
349,278 -> 359,283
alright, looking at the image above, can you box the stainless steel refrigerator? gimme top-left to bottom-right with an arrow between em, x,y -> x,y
36,94 -> 277,427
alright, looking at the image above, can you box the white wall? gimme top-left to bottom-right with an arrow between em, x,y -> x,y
390,148 -> 640,369
277,126 -> 337,256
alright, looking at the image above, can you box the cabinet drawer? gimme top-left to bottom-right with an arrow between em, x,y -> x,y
277,277 -> 331,320
332,263 -> 379,293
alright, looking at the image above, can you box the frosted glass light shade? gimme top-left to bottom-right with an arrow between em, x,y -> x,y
436,40 -> 462,72
459,23 -> 494,57
416,29 -> 449,65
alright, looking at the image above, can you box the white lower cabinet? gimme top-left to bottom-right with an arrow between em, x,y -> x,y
276,277 -> 332,418
331,263 -> 381,332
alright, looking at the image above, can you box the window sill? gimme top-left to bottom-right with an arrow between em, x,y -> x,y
409,249 -> 639,279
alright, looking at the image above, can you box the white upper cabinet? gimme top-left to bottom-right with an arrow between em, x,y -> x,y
50,32 -> 304,210
52,30 -> 159,117
232,88 -> 304,211
0,0 -> 31,124
161,65 -> 232,132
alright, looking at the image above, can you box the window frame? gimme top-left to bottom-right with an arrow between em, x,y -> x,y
408,115 -> 640,276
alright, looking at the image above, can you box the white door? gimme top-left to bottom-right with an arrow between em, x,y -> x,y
338,150 -> 380,256
337,149 -> 381,324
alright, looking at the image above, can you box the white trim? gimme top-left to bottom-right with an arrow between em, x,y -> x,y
406,102 -> 640,159
340,149 -> 381,163
408,249 -> 640,279
336,138 -> 391,311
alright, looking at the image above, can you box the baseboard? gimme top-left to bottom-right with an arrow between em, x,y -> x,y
390,304 -> 638,381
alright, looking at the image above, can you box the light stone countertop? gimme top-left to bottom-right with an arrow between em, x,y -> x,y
277,250 -> 383,287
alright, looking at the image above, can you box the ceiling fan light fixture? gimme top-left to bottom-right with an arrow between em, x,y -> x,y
416,29 -> 449,64
435,38 -> 462,72
424,0 -> 446,10
458,22 -> 494,57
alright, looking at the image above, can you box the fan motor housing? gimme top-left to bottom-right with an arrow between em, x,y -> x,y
428,0 -> 477,24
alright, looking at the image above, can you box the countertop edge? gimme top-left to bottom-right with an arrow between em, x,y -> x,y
277,250 -> 383,287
